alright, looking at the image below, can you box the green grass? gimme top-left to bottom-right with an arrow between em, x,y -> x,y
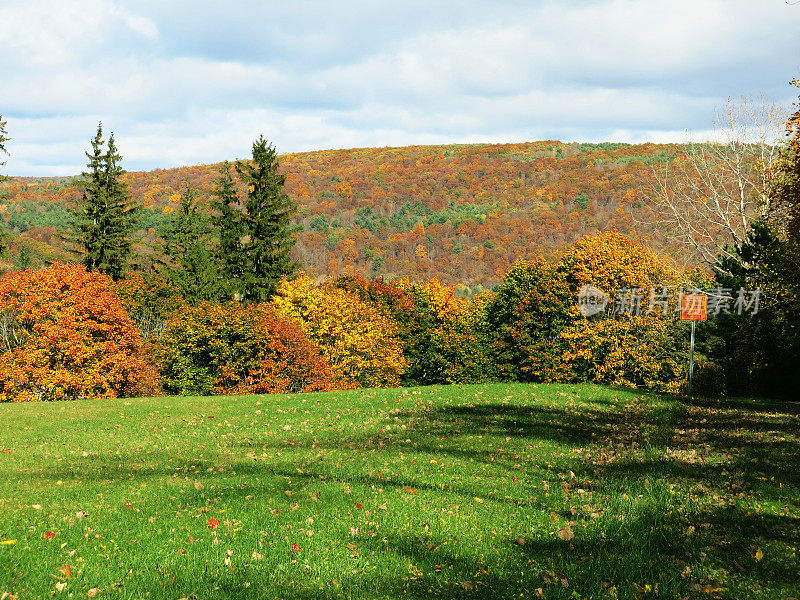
0,383 -> 798,599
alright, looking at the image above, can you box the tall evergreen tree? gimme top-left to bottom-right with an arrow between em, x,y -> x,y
234,137 -> 298,302
160,182 -> 220,302
209,161 -> 245,299
72,123 -> 138,280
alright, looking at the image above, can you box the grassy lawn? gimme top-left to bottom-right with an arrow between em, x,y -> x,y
1,383 -> 798,599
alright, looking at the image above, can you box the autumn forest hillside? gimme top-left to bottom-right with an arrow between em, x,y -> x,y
0,141 -> 683,291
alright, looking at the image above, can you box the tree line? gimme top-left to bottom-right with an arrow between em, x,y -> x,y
0,76 -> 799,401
69,123 -> 298,302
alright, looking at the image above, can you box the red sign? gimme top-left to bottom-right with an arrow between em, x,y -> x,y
680,294 -> 708,321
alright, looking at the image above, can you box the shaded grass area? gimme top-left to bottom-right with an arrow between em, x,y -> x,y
0,384 -> 798,599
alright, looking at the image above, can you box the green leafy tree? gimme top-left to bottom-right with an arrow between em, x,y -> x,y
234,136 -> 298,302
487,258 -> 577,382
160,182 -> 220,303
72,123 -> 138,280
209,161 -> 244,299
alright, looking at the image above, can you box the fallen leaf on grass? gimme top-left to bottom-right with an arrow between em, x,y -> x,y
755,548 -> 764,561
58,565 -> 72,579
460,582 -> 474,590
557,526 -> 574,541
87,588 -> 99,598
55,583 -> 67,593
44,532 -> 56,540
0,540 -> 16,545
207,518 -> 220,530
542,570 -> 568,586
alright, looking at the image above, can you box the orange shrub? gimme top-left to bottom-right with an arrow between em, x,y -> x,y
0,264 -> 160,401
563,229 -> 680,293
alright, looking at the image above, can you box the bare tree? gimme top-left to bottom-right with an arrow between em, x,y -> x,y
644,96 -> 787,273
0,116 -> 8,164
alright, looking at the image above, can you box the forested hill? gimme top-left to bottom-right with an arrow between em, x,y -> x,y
0,141 -> 681,292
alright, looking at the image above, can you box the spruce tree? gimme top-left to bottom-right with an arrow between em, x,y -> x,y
72,123 -> 138,280
234,137 -> 298,302
209,161 -> 245,299
160,182 -> 220,302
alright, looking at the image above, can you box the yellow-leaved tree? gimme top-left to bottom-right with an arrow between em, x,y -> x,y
272,273 -> 407,388
558,230 -> 690,392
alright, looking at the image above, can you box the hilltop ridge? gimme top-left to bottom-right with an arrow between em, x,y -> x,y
0,141 -> 681,289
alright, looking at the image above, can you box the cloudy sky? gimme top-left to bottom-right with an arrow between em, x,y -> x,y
2,0 -> 799,176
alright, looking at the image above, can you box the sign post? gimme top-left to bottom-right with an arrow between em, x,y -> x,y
680,294 -> 708,399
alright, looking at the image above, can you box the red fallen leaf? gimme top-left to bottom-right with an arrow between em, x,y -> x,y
207,518 -> 220,530
292,543 -> 300,552
512,477 -> 519,482
176,548 -> 185,555
0,449 -> 12,454
58,564 -> 72,579
287,440 -> 296,445
123,503 -> 133,509
355,503 -> 362,510
44,532 -> 56,540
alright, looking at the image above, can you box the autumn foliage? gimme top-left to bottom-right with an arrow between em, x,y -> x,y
484,232 -> 692,391
0,264 -> 159,402
563,229 -> 680,292
398,278 -> 496,385
273,274 -> 407,388
0,229 -> 699,400
0,141 -> 689,290
155,301 -> 345,396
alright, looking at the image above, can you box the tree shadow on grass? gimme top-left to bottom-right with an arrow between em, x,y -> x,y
10,387 -> 800,599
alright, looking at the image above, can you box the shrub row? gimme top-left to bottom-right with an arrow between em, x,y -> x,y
0,231 -> 705,402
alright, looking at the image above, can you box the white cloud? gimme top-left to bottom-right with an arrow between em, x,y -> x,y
2,0 -> 799,175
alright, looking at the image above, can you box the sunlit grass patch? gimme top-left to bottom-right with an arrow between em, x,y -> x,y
0,384 -> 798,599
